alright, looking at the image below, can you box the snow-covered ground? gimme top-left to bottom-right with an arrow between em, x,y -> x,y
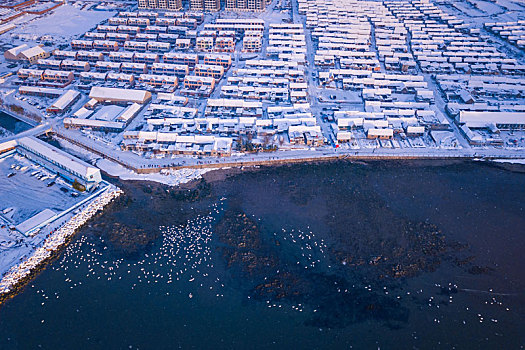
0,184 -> 121,295
0,150 -> 119,283
52,135 -> 216,187
490,158 -> 525,165
13,5 -> 115,37
0,127 -> 14,140
0,153 -> 89,225
4,5 -> 115,48
96,158 -> 216,187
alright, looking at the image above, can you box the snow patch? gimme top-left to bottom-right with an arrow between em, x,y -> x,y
490,158 -> 525,165
96,158 -> 215,186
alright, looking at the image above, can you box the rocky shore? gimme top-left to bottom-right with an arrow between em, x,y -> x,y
0,185 -> 122,303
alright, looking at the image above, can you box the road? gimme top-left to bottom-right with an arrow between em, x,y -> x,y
0,122 -> 52,143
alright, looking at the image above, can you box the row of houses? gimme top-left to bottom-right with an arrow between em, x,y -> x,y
267,23 -> 307,61
72,39 -> 174,53
220,85 -> 289,102
319,68 -> 434,102
37,59 -> 90,72
192,22 -> 321,147
121,132 -> 232,156
203,18 -> 265,34
333,108 -> 435,142
100,16 -> 198,33
232,67 -> 305,83
79,71 -> 179,88
302,0 -> 417,71
143,116 -> 317,135
53,51 -> 230,70
195,36 -> 235,52
241,60 -> 308,103
436,74 -> 525,105
117,10 -> 204,24
17,68 -> 74,87
386,0 -> 522,75
128,102 -> 320,148
27,42 -> 232,91
484,21 -> 525,50
242,32 -> 263,53
94,23 -> 196,40
381,1 -> 525,144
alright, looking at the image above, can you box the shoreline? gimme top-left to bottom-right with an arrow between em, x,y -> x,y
1,156 -> 521,306
0,185 -> 122,305
53,131 -> 525,176
102,154 -> 525,190
0,107 -> 40,128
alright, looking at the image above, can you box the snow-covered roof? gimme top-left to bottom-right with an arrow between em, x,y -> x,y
337,131 -> 352,140
184,76 -> 214,83
15,209 -> 56,236
17,137 -> 101,181
206,99 -> 262,108
367,128 -> 393,137
89,87 -> 151,104
117,103 -> 142,122
459,111 -> 525,127
21,46 -> 46,59
0,140 -> 17,153
407,126 -> 425,134
49,90 -> 80,111
64,118 -> 125,130
73,107 -> 93,118
5,44 -> 28,57
19,86 -> 64,96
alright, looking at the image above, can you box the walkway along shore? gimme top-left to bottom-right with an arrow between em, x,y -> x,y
0,186 -> 122,303
55,131 -> 525,175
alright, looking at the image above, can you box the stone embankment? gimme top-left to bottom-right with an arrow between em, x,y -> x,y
0,186 -> 122,298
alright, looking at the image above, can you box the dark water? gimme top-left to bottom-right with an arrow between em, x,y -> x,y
0,160 -> 524,349
0,112 -> 32,135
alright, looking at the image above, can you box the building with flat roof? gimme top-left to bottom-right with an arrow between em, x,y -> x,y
226,0 -> 266,11
138,0 -> 182,10
205,0 -> 220,11
459,111 -> 525,129
189,0 -> 204,11
16,137 -> 102,191
190,0 -> 220,12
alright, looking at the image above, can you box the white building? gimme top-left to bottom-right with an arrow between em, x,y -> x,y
16,137 -> 102,191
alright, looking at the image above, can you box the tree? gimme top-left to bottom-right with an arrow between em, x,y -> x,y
262,135 -> 270,148
72,179 -> 86,192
